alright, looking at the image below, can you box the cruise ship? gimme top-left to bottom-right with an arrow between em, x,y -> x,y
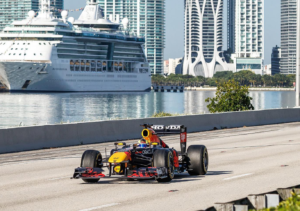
0,0 -> 151,92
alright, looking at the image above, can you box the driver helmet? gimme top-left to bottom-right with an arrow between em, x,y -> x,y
138,138 -> 149,148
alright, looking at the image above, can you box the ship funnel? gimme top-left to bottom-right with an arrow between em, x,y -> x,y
79,1 -> 104,21
37,0 -> 53,19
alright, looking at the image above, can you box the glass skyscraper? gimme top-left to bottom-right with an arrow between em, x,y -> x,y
97,0 -> 165,74
0,0 -> 63,32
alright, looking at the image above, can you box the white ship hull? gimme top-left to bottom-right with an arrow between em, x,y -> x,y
0,60 -> 151,92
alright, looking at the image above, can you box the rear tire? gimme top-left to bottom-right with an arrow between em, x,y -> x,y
187,145 -> 208,175
81,150 -> 102,183
153,150 -> 174,182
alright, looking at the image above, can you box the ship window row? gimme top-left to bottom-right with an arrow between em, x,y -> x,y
57,49 -> 107,56
0,37 -> 61,41
7,53 -> 43,56
2,42 -> 53,48
11,42 -> 30,45
70,60 -> 137,73
12,25 -> 69,29
115,44 -> 141,49
58,55 -> 106,60
69,60 -> 148,73
114,53 -> 144,58
39,43 -> 52,45
1,31 -> 146,42
114,49 -> 142,54
71,80 -> 139,83
10,48 -> 29,50
57,45 -> 108,51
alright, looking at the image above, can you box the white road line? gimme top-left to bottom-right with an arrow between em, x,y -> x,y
78,203 -> 120,211
223,173 -> 253,181
48,176 -> 71,181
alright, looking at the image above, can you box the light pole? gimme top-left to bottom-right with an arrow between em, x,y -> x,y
297,0 -> 300,107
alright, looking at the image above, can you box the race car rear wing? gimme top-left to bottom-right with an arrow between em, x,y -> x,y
141,124 -> 187,155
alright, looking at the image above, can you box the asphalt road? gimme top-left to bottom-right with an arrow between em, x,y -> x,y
1,122 -> 300,211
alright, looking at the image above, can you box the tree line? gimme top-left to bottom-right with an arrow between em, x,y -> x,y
152,70 -> 296,88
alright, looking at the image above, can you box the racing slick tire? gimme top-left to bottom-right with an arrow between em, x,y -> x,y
153,149 -> 175,182
81,150 -> 102,183
187,145 -> 208,175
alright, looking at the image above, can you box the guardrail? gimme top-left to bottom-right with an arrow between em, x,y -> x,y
0,108 -> 300,154
203,185 -> 300,211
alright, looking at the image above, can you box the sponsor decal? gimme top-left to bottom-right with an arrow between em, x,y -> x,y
142,149 -> 153,154
180,132 -> 187,143
166,125 -> 181,130
152,125 -> 182,131
152,125 -> 164,130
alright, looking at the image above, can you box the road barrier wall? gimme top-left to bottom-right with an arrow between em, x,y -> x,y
1,108 -> 300,154
206,185 -> 300,211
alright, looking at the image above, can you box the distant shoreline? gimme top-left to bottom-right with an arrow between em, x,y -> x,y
185,87 -> 295,91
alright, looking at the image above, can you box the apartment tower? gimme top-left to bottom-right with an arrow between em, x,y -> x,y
230,0 -> 264,75
98,0 -> 165,75
280,0 -> 297,74
183,0 -> 228,77
0,0 -> 63,32
228,0 -> 236,53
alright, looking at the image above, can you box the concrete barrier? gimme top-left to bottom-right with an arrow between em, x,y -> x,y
205,185 -> 300,211
1,108 -> 300,154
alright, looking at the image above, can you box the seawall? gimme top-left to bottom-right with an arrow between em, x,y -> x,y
1,108 -> 300,154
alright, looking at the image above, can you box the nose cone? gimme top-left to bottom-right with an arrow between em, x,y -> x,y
108,152 -> 129,163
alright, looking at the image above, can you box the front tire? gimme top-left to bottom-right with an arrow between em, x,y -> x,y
153,150 -> 174,182
81,150 -> 102,183
187,145 -> 208,175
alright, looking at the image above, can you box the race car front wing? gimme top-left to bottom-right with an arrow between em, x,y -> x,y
72,167 -> 169,180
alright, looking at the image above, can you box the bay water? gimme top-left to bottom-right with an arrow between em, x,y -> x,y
0,91 -> 296,128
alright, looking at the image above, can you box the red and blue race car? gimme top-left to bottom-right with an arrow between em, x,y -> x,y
72,124 -> 209,183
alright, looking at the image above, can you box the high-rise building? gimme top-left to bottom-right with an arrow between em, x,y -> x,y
0,0 -> 63,32
264,64 -> 272,75
280,0 -> 297,74
271,45 -> 281,75
97,0 -> 165,75
164,58 -> 182,75
183,0 -> 228,78
228,0 -> 236,53
231,0 -> 264,75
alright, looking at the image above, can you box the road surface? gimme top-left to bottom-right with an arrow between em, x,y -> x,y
1,122 -> 300,211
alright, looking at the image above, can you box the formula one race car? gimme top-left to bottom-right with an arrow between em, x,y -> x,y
72,124 -> 209,183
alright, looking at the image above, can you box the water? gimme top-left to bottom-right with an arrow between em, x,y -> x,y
0,91 -> 296,128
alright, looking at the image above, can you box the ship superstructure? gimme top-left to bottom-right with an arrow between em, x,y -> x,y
0,0 -> 151,92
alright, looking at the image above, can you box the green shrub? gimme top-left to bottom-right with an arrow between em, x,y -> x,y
254,193 -> 300,211
205,79 -> 254,113
151,112 -> 174,118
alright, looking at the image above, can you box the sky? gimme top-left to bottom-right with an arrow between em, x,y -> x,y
65,0 -> 281,65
